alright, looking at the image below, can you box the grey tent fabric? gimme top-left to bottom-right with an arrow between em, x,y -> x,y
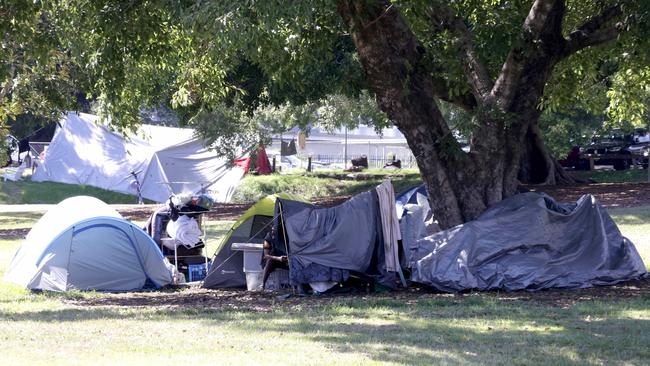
410,192 -> 646,292
277,191 -> 389,286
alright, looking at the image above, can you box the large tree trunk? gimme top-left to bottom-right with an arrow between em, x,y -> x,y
337,1 -> 523,229
338,0 -> 610,228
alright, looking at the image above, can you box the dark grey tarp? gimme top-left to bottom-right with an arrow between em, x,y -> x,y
277,191 -> 388,285
410,192 -> 647,292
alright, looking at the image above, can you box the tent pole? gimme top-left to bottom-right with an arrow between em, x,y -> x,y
278,201 -> 294,295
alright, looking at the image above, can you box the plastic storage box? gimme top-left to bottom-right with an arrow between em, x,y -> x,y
265,268 -> 290,290
188,263 -> 208,282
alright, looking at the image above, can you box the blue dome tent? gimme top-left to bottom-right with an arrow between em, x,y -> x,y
4,196 -> 173,291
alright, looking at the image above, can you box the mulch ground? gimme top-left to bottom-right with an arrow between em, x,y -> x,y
116,181 -> 650,222
117,195 -> 354,222
526,182 -> 650,209
5,182 -> 650,307
66,277 -> 650,311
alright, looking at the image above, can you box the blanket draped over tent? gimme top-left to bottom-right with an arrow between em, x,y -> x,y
410,192 -> 647,292
276,191 -> 392,287
32,112 -> 249,203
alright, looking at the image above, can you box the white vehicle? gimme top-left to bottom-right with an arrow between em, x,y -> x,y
634,130 -> 650,143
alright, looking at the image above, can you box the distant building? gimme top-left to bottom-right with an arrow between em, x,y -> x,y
268,125 -> 414,169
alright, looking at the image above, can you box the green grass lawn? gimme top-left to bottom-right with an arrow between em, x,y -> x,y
0,178 -> 141,204
1,290 -> 648,365
610,206 -> 650,266
572,167 -> 649,183
231,170 -> 422,203
0,170 -> 422,205
1,207 -> 649,365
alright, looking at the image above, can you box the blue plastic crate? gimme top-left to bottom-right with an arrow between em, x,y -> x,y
188,263 -> 207,282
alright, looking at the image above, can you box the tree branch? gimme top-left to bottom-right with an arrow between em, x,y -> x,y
559,4 -> 623,59
523,0 -> 559,35
430,76 -> 477,112
425,2 -> 493,103
491,0 -> 563,109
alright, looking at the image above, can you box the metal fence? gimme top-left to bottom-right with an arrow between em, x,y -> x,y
309,152 -> 418,169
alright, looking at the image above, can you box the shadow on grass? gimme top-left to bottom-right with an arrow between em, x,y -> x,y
4,294 -> 649,365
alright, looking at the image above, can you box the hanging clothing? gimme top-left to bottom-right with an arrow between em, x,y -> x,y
298,132 -> 306,150
281,139 -> 297,156
376,179 -> 402,273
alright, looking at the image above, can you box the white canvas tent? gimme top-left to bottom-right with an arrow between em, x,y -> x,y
4,196 -> 173,291
32,112 -> 245,203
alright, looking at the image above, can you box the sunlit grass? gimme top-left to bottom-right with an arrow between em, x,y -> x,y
0,171 -> 423,206
0,284 -> 648,365
0,178 -> 142,204
232,171 -> 422,203
0,212 -> 42,230
572,168 -> 649,183
610,206 -> 650,269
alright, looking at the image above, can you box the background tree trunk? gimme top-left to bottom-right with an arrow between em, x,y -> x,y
519,123 -> 577,185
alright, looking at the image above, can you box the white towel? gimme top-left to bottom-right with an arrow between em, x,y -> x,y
166,215 -> 202,247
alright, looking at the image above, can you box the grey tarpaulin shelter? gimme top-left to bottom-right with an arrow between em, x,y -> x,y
4,196 -> 173,291
410,192 -> 647,292
274,190 -> 393,287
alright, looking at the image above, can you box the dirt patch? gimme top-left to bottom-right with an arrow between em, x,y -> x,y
118,196 -> 353,222
115,182 -> 650,222
119,203 -> 254,222
0,228 -> 29,240
67,277 -> 650,311
527,182 -> 650,209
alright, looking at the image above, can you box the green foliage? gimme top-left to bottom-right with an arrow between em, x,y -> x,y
539,109 -> 606,157
543,0 -> 650,128
190,91 -> 389,159
2,0 -> 650,168
0,177 -> 143,204
313,91 -> 390,132
572,168 -> 649,184
0,1 -> 85,134
606,67 -> 650,128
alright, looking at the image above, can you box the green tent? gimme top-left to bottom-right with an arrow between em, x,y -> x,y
202,193 -> 305,288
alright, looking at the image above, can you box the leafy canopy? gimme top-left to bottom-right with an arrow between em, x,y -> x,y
2,1 -> 649,151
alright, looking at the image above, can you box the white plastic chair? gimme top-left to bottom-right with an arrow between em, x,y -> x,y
2,163 -> 26,182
